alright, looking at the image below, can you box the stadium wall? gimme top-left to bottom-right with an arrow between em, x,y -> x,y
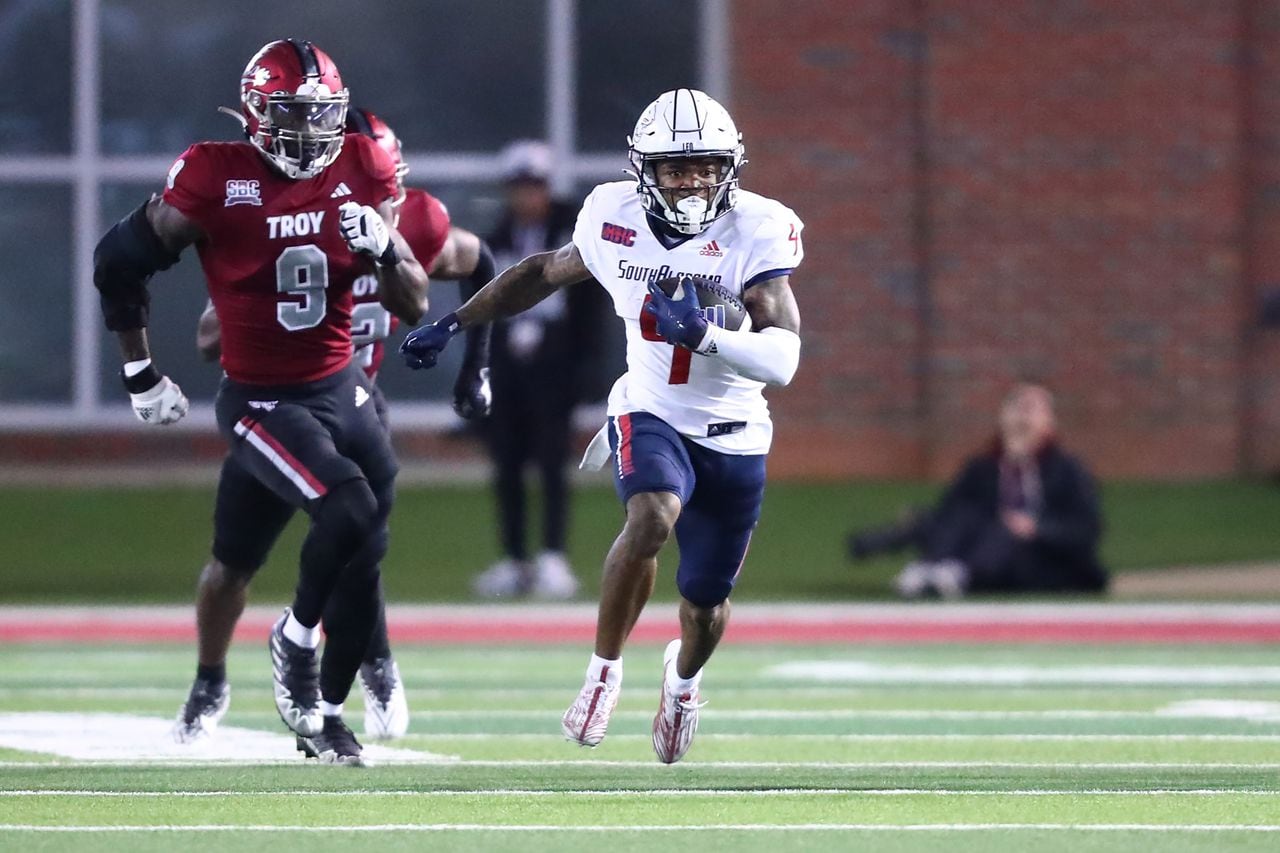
10,2 -> 1280,483
737,0 -> 1280,479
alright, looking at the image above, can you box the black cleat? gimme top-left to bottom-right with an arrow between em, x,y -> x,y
297,715 -> 369,766
269,608 -> 321,736
172,678 -> 230,743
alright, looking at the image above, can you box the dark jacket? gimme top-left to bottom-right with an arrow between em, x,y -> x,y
486,200 -> 609,404
934,440 -> 1108,592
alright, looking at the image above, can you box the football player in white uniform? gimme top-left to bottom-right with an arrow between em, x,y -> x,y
401,89 -> 803,763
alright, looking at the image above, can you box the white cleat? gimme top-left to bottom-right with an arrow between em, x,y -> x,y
652,639 -> 705,764
472,558 -> 530,599
561,666 -> 621,747
530,551 -> 580,601
269,608 -> 322,737
358,657 -> 409,740
172,679 -> 230,744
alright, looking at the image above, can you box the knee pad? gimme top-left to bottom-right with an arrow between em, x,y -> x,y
676,571 -> 734,610
314,478 -> 379,554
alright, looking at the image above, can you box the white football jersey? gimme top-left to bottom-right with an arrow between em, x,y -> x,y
573,181 -> 804,454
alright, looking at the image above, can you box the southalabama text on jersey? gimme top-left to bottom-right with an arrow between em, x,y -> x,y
616,259 -> 724,284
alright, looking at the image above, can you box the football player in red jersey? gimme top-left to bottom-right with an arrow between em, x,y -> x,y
93,40 -> 449,765
187,107 -> 496,744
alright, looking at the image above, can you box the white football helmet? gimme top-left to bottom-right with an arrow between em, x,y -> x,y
627,89 -> 745,235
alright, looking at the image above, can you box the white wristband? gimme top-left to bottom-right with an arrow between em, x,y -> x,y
123,358 -> 153,378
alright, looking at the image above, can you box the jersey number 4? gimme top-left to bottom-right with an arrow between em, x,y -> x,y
639,294 -> 692,384
276,244 -> 329,331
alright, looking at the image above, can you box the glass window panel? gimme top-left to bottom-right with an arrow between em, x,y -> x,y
100,1 -> 546,154
575,0 -> 702,152
376,179 -> 506,402
97,183 -> 221,401
0,185 -> 73,401
0,1 -> 72,153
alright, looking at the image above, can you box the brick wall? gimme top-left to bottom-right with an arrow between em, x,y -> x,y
735,0 -> 1277,479
16,3 -> 1279,482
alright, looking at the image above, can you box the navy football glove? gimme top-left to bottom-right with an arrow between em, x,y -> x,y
400,312 -> 461,370
644,278 -> 708,350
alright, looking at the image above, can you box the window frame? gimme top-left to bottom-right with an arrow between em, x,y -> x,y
0,0 -> 728,429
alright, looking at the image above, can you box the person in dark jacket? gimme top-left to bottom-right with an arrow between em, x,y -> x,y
471,140 -> 608,599
848,384 -> 1107,598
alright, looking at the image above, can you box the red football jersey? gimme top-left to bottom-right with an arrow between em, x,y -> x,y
351,187 -> 452,379
162,133 -> 399,385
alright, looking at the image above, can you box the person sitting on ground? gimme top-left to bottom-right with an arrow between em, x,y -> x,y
848,384 -> 1108,599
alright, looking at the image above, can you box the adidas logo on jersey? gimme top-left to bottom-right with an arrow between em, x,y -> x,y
330,182 -> 353,199
355,386 -> 370,408
698,240 -> 724,257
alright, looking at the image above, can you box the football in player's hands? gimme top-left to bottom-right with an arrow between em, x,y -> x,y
338,201 -> 390,258
653,275 -> 749,333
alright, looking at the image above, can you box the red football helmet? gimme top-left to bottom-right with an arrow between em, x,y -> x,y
346,108 -> 409,210
238,39 -> 349,179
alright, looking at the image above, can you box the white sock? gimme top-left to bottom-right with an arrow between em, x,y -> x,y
588,653 -> 622,686
670,663 -> 703,696
283,611 -> 321,649
319,701 -> 343,717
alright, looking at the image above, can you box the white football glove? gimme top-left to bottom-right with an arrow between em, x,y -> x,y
129,376 -> 189,425
338,201 -> 390,258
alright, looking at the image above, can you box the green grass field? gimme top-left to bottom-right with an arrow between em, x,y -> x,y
3,479 -> 1280,602
3,632 -> 1280,851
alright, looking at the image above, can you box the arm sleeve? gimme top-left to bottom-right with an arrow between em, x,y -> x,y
697,325 -> 800,386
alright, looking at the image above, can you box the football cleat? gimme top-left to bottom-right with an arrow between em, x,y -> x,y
561,666 -> 621,747
269,608 -> 322,737
296,715 -> 369,767
358,657 -> 409,740
171,678 -> 230,744
652,639 -> 706,764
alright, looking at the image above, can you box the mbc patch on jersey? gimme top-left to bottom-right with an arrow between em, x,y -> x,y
654,274 -> 749,332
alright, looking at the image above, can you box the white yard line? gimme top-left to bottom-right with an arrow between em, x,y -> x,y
767,661 -> 1280,686
2,789 -> 1277,797
398,733 -> 1280,741
0,713 -> 451,764
2,819 -> 1280,824
2,759 -> 1277,769
199,701 -> 1280,717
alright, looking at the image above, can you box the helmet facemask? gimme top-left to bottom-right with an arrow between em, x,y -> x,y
633,153 -> 739,236
626,89 -> 746,236
245,86 -> 348,180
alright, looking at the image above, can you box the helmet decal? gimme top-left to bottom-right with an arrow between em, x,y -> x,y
237,39 -> 349,180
